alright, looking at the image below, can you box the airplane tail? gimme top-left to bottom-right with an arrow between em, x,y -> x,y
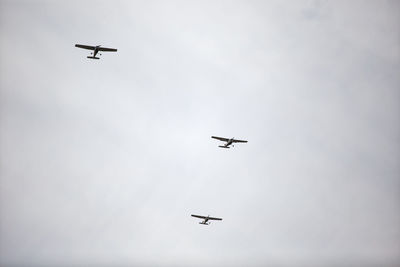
219,146 -> 230,149
87,56 -> 100,59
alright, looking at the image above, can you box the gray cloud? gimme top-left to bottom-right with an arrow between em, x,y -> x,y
1,1 -> 399,266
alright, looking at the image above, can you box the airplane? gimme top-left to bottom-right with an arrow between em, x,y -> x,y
211,136 -> 248,148
191,214 -> 222,225
75,44 -> 117,59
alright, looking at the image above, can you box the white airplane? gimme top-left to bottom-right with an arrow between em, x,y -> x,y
211,136 -> 248,148
75,44 -> 117,59
191,214 -> 222,225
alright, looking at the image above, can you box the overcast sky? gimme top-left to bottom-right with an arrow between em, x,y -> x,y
0,1 -> 399,266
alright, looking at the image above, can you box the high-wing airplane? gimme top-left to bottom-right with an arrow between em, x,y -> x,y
211,136 -> 248,148
75,44 -> 117,59
191,214 -> 222,225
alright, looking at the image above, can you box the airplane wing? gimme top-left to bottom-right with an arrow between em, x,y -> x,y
211,136 -> 229,142
232,139 -> 248,143
98,47 -> 117,52
75,44 -> 96,50
191,214 -> 207,219
208,216 -> 223,221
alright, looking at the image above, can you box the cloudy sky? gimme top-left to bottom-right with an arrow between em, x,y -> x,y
0,1 -> 399,266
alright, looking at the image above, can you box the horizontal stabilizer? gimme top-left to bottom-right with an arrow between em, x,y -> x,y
219,146 -> 230,148
87,56 -> 100,59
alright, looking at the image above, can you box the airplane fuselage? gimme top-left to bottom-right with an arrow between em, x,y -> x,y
200,217 -> 210,225
221,138 -> 234,148
87,45 -> 101,59
93,46 -> 100,57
